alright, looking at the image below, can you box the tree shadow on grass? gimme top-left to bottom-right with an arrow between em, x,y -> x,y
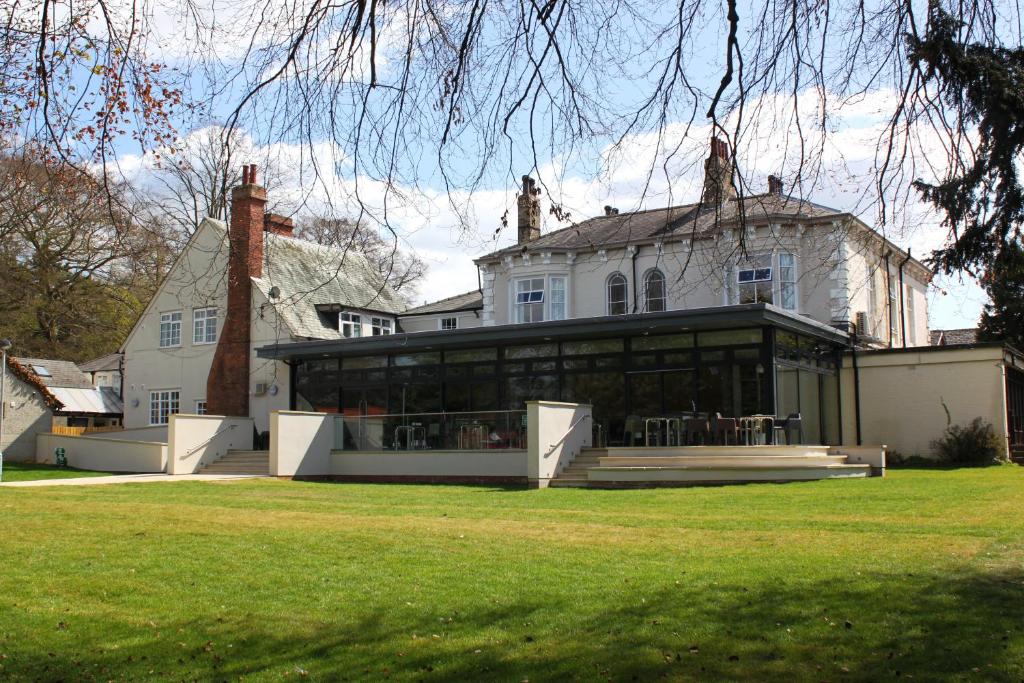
6,567 -> 1023,681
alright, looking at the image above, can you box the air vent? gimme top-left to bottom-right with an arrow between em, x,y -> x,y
254,382 -> 268,396
855,311 -> 868,336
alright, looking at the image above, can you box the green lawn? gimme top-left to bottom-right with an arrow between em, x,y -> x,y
1,468 -> 1022,681
1,461 -> 114,482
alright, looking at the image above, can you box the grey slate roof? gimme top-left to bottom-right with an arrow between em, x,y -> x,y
78,352 -> 122,373
251,228 -> 406,341
14,357 -> 94,389
403,290 -> 483,315
478,193 -> 844,260
930,328 -> 979,346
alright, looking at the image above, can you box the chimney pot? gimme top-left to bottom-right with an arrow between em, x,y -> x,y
264,213 -> 294,237
702,136 -> 736,206
768,175 -> 783,195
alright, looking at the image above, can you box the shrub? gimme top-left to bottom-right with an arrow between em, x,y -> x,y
931,417 -> 1007,466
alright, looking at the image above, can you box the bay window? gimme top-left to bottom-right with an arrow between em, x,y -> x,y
514,278 -> 546,323
514,275 -> 569,323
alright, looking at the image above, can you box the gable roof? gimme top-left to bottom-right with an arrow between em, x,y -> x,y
403,290 -> 483,316
14,357 -> 94,389
930,328 -> 979,346
5,356 -> 63,410
251,228 -> 407,340
78,352 -> 123,373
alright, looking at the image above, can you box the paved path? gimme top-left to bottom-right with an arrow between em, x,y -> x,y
0,473 -> 268,488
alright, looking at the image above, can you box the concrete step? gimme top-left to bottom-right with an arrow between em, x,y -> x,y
598,455 -> 850,468
199,449 -> 270,475
587,463 -> 871,486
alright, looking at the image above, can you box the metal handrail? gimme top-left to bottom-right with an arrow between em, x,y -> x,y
545,414 -> 591,456
184,423 -> 238,457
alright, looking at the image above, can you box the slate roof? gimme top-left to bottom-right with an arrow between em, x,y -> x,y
78,352 -> 122,373
930,328 -> 979,346
403,290 -> 483,315
14,357 -> 94,389
478,193 -> 844,260
250,227 -> 406,341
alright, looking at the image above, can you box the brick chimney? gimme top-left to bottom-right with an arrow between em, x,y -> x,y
701,136 -> 736,206
264,213 -> 294,237
207,164 -> 266,417
768,175 -> 784,195
517,175 -> 541,244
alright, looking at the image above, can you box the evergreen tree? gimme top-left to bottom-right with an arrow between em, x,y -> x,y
978,241 -> 1024,349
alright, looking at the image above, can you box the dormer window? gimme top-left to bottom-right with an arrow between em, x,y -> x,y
371,317 -> 393,336
340,312 -> 361,338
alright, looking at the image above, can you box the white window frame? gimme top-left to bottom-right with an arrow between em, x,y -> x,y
642,269 -> 667,313
195,399 -> 207,415
159,311 -> 182,348
888,275 -> 900,341
778,253 -> 797,311
192,307 -> 218,345
905,284 -> 916,345
866,267 -> 877,335
149,389 -> 180,425
607,273 -> 628,316
513,277 -> 546,323
731,254 -> 774,305
340,312 -> 362,338
549,275 -> 567,321
371,317 -> 393,336
440,317 -> 458,330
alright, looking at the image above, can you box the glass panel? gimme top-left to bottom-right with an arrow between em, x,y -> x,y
630,353 -> 657,367
699,329 -> 762,346
776,366 -> 799,420
473,382 -> 500,411
445,348 -> 497,363
627,373 -> 662,416
563,359 -> 589,370
663,369 -> 696,413
505,343 -> 558,359
343,356 -> 385,369
700,350 -> 725,362
391,383 -> 442,414
504,375 -> 559,409
698,363 -> 733,416
473,365 -> 497,376
632,333 -> 694,351
562,339 -> 624,355
594,357 -> 622,368
735,362 -> 766,416
392,352 -> 441,366
821,373 -> 840,445
799,370 -> 822,445
446,383 -> 471,412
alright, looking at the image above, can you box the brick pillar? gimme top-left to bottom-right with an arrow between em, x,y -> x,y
207,165 -> 266,417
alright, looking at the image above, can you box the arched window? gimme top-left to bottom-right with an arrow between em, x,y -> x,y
643,269 -> 666,312
607,273 -> 628,315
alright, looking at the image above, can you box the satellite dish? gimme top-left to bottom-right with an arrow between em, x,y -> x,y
268,286 -> 281,299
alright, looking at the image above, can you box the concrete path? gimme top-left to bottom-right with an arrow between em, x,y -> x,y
0,473 -> 268,488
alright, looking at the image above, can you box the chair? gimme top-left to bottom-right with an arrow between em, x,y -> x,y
712,413 -> 739,445
684,417 -> 710,445
774,413 -> 803,444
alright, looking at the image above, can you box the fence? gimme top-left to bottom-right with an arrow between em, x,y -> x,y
332,410 -> 527,452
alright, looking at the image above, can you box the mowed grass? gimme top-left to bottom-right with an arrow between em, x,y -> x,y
1,468 -> 1023,681
1,462 -> 114,482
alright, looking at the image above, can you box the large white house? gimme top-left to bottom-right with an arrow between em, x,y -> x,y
112,142 -> 1022,468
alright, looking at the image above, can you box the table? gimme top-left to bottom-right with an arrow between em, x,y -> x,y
739,415 -> 775,445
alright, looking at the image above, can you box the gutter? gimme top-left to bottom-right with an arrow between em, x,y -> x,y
630,245 -> 639,313
898,248 -> 912,348
883,250 -> 893,348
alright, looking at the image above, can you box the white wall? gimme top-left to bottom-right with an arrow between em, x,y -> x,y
99,425 -> 169,442
331,450 -> 526,479
840,346 -> 1007,458
167,414 -> 254,474
527,400 -> 592,488
122,220 -> 229,429
36,433 -> 166,472
1,374 -> 53,461
269,410 -> 334,476
399,310 -> 483,333
478,220 -> 931,343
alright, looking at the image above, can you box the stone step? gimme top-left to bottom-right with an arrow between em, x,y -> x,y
598,455 -> 849,468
